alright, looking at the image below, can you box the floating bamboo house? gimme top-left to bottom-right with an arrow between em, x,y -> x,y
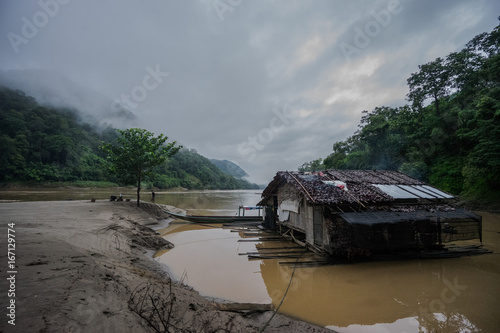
259,170 -> 482,259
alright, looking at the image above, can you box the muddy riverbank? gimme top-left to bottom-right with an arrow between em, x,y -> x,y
0,200 -> 331,332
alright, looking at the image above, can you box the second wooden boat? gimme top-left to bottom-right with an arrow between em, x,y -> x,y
165,210 -> 263,223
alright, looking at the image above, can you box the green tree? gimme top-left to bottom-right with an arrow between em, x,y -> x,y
100,128 -> 181,206
298,158 -> 323,172
407,57 -> 450,115
458,94 -> 500,195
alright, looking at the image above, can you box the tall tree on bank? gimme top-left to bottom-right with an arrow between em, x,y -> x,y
407,57 -> 450,115
100,128 -> 181,206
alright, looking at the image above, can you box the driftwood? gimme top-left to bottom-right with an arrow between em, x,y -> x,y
210,302 -> 273,312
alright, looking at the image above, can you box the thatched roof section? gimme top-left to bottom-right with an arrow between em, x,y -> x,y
261,170 -> 450,205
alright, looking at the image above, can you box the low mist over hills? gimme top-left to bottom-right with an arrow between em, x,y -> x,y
0,86 -> 259,189
0,69 -> 137,129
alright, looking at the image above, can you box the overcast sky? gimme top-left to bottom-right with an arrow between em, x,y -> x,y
1,1 -> 499,184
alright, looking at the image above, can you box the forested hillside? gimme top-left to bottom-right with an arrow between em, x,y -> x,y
300,23 -> 500,200
0,88 -> 109,183
0,87 -> 258,189
210,159 -> 249,179
154,149 -> 259,189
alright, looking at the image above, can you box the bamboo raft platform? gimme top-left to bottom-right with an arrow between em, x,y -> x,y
371,245 -> 492,261
237,237 -> 286,242
248,254 -> 310,260
255,246 -> 304,250
279,260 -> 336,267
239,250 -> 306,256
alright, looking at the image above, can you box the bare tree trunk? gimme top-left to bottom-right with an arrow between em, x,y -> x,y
137,172 -> 141,207
434,93 -> 440,116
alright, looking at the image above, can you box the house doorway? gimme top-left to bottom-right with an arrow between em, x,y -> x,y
313,206 -> 323,246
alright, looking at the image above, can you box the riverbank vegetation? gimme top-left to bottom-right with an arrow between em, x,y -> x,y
0,87 -> 259,190
300,22 -> 500,204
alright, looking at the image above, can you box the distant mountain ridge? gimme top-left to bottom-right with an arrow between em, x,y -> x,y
210,159 -> 249,179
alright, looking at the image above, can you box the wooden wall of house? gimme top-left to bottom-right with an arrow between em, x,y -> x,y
304,203 -> 314,245
275,184 -> 334,253
277,183 -> 307,232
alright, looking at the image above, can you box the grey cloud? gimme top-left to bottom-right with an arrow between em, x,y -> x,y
1,0 -> 498,184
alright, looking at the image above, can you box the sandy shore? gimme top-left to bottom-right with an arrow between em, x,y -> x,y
0,200 -> 331,333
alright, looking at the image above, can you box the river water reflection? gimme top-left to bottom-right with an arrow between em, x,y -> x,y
2,188 -> 499,331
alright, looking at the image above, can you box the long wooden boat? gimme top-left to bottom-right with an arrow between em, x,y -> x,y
165,210 -> 263,223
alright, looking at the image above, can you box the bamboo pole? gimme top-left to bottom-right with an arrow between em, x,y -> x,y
287,171 -> 315,203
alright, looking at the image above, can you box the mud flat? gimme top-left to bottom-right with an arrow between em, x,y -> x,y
0,200 -> 331,332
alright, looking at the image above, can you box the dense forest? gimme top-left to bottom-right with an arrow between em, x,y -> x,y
0,87 -> 259,190
300,23 -> 500,200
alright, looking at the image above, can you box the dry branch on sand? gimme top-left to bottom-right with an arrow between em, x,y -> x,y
129,280 -> 177,333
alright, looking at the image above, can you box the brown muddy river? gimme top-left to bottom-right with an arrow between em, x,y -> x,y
2,188 -> 499,332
